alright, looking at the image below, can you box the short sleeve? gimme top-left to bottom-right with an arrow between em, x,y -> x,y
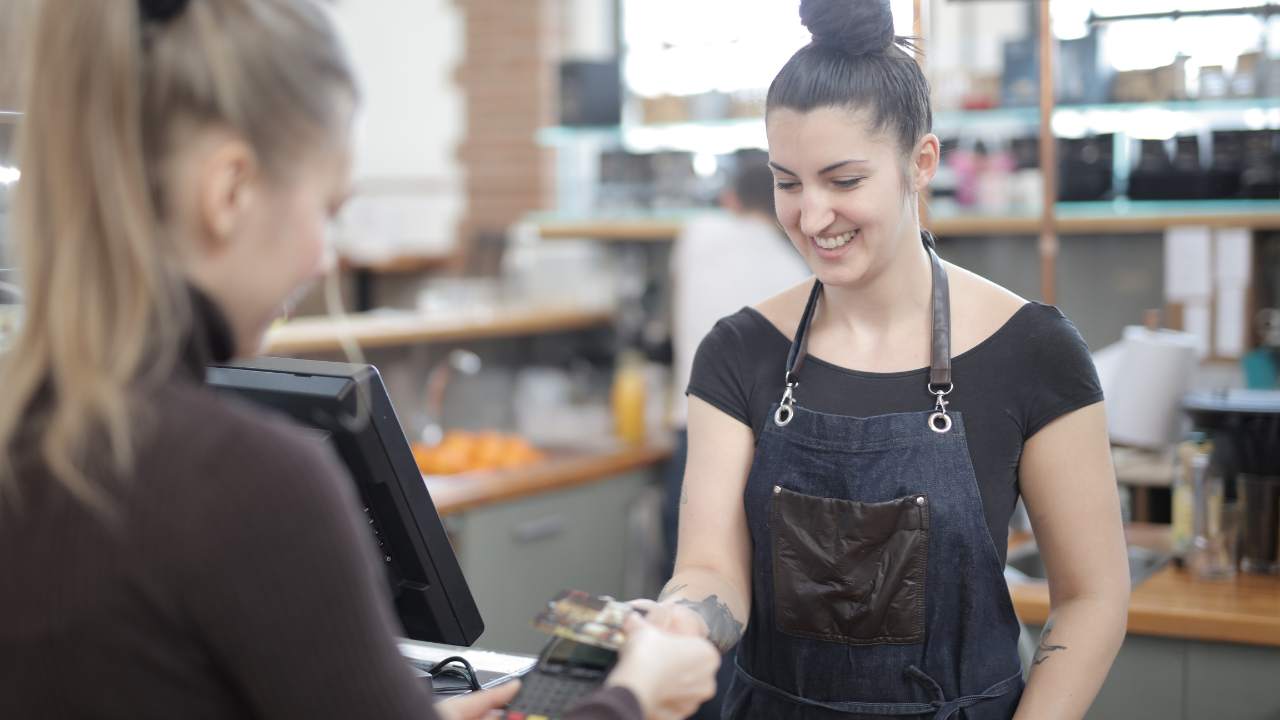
686,317 -> 752,428
1020,306 -> 1105,439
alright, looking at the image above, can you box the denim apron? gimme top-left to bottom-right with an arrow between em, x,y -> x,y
723,238 -> 1024,719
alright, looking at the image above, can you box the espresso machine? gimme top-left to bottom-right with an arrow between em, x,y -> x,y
1182,390 -> 1280,575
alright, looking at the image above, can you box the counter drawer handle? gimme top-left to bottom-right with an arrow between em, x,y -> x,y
511,514 -> 567,543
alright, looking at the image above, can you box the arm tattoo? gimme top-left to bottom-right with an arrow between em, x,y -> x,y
1032,621 -> 1067,666
675,594 -> 744,653
657,583 -> 688,601
680,484 -> 689,506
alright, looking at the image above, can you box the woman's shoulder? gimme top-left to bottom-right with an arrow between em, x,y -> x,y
741,264 -> 1085,359
946,263 -> 1031,356
947,263 -> 1092,360
695,287 -> 807,355
147,380 -> 347,493
113,379 -> 360,574
689,293 -> 801,427
1009,301 -> 1094,361
748,278 -> 818,344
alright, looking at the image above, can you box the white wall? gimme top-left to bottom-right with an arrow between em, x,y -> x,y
561,0 -> 615,61
328,0 -> 466,259
926,0 -> 1030,111
928,0 -> 1029,75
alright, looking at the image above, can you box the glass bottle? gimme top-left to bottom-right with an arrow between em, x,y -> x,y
1187,451 -> 1238,581
611,349 -> 647,446
1171,435 -> 1210,562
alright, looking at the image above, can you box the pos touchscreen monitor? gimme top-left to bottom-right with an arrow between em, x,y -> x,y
206,356 -> 484,646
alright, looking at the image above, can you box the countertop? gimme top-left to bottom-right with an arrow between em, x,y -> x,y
1008,524 -> 1280,647
423,441 -> 673,516
423,459 -> 1280,648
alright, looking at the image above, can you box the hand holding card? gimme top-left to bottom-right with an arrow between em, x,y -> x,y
531,589 -> 634,650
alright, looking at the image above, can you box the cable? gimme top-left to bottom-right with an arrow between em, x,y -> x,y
424,655 -> 481,693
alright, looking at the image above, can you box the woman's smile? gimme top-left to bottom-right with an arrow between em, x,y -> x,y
809,227 -> 860,261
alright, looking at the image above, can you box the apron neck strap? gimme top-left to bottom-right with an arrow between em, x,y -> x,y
925,231 -> 952,389
784,231 -> 952,391
784,280 -> 822,388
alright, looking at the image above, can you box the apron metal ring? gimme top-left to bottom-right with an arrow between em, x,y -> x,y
929,411 -> 952,434
774,404 -> 795,427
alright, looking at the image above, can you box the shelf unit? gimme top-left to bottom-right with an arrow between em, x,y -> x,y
536,98 -> 1280,153
538,1 -> 1280,309
263,305 -> 615,355
531,199 -> 1280,241
337,251 -> 458,312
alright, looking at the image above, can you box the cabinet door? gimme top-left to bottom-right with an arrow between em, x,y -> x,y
1186,641 -> 1280,720
1086,634 -> 1186,720
1028,626 -> 1187,720
454,470 -> 650,654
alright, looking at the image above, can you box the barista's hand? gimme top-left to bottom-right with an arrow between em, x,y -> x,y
628,598 -> 710,639
606,614 -> 719,720
435,679 -> 520,720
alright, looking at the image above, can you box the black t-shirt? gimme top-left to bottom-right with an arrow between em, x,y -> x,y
686,301 -> 1103,564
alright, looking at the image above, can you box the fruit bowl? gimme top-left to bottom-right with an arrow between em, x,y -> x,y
411,430 -> 547,476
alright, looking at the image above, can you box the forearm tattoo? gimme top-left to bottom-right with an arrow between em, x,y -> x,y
1032,621 -> 1068,666
675,594 -> 744,653
657,583 -> 688,601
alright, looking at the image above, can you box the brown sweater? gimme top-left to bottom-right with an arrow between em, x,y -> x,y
0,295 -> 640,720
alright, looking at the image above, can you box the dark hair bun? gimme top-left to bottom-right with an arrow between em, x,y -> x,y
800,0 -> 896,56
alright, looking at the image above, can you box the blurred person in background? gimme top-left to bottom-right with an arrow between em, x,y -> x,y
0,2 -> 717,719
662,150 -> 809,718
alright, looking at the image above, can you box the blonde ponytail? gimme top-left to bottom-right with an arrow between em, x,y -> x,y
0,0 -> 354,514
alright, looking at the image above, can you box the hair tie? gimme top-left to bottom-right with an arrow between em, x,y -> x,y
139,0 -> 190,23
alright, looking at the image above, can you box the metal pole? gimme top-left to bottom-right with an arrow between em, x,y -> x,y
1039,0 -> 1058,304
1090,4 -> 1277,25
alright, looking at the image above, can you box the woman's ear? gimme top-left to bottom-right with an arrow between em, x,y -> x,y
912,133 -> 941,193
195,137 -> 259,257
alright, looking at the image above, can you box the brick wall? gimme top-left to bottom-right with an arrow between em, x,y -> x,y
455,0 -> 557,247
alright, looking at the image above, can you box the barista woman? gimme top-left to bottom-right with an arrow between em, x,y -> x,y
0,2 -> 717,719
641,1 -> 1130,718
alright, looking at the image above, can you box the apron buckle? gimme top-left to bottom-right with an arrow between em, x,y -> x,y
928,384 -> 952,434
774,383 -> 798,427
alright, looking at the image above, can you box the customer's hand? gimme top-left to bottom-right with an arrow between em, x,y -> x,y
628,598 -> 709,639
435,679 -> 520,720
606,614 -> 719,720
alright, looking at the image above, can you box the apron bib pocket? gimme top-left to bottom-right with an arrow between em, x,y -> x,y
770,485 -> 929,645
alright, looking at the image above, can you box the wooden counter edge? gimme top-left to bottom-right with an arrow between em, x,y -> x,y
1008,572 -> 1280,648
426,443 -> 674,516
1126,601 -> 1280,647
1007,526 -> 1280,648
